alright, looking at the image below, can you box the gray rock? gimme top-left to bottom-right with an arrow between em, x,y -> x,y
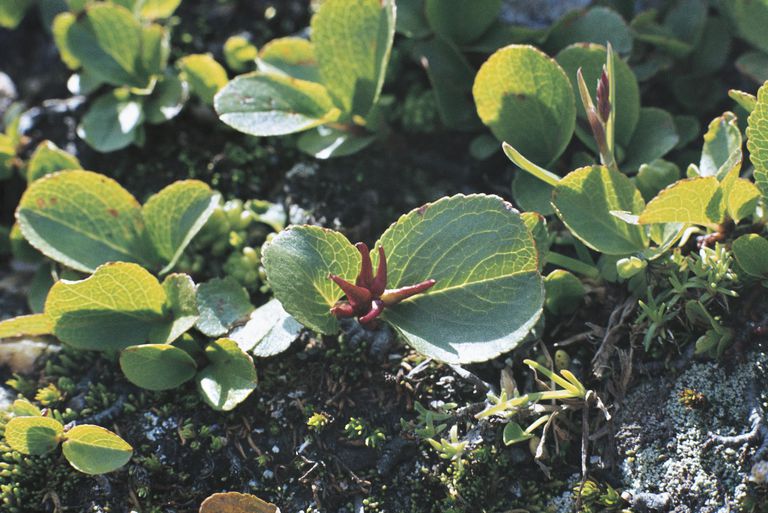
501,0 -> 591,28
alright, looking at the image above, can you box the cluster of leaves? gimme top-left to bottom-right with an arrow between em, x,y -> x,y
214,0 -> 395,159
4,398 -> 132,475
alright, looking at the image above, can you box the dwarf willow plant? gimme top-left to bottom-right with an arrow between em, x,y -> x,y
49,0 -> 201,151
262,194 -> 544,364
0,170 -> 287,410
214,0 -> 396,159
4,400 -> 132,475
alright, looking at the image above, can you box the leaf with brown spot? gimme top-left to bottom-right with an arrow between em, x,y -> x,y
199,492 -> 280,513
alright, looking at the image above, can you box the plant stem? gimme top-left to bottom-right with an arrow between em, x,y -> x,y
546,252 -> 600,279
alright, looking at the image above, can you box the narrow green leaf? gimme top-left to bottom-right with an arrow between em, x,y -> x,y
195,278 -> 253,337
142,180 -> 219,273
729,89 -> 756,113
0,314 -> 53,339
61,425 -> 133,474
5,416 -> 63,455
378,194 -> 544,364
503,142 -> 561,187
45,262 -> 167,351
257,37 -> 318,82
553,166 -> 647,255
178,54 -> 228,105
638,177 -> 723,228
229,299 -> 303,357
733,234 -> 768,278
16,170 -> 146,273
120,344 -> 197,390
424,0 -> 501,46
196,338 -> 258,411
311,0 -> 396,116
27,141 -> 81,183
215,72 -> 340,136
261,226 -> 360,335
473,45 -> 575,166
52,12 -> 80,69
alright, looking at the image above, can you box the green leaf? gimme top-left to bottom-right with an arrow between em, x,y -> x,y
747,82 -> 768,202
140,23 -> 170,77
61,425 -> 133,474
139,0 -> 181,19
0,0 -> 34,29
257,37 -> 318,82
544,270 -> 585,315
699,112 -> 742,179
195,278 -> 253,337
424,0 -> 501,46
5,416 -> 63,455
730,89 -> 757,113
224,35 -> 258,73
311,0 -> 396,117
65,3 -> 146,87
120,344 -> 197,390
553,166 -> 647,255
142,180 -> 219,273
521,212 -> 549,271
79,91 -> 144,152
412,38 -> 479,131
621,108 -> 679,173
52,12 -> 80,69
11,399 -> 42,417
45,262 -> 167,351
735,51 -> 768,85
721,0 -> 768,54
296,126 -> 376,159
502,422 -> 532,445
638,177 -> 723,228
555,43 -> 640,148
196,338 -> 258,411
395,0 -> 430,38
0,314 -> 53,339
262,226 -> 360,335
178,54 -> 228,105
635,159 -> 680,202
546,7 -> 633,55
229,299 -> 302,357
215,72 -> 340,137
725,178 -> 760,223
27,141 -> 82,183
473,45 -> 575,166
149,273 -> 199,343
144,74 -> 187,124
733,234 -> 768,278
512,172 -> 555,215
377,194 -> 544,364
16,170 -> 146,273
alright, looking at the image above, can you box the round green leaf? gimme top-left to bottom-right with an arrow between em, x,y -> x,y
544,270 -> 585,315
178,54 -> 228,105
61,425 -> 133,475
733,234 -> 768,278
556,43 -> 640,148
473,45 -> 575,166
144,75 -> 187,125
553,166 -> 648,255
16,170 -> 146,273
721,0 -> 768,54
637,177 -> 723,228
377,194 -> 544,364
196,338 -> 258,411
195,277 -> 253,338
215,72 -> 340,137
142,180 -> 220,273
120,344 -> 197,390
261,226 -> 360,335
258,37 -> 318,82
229,299 -> 302,357
27,141 -> 82,183
622,108 -> 680,173
5,416 -> 63,456
78,91 -> 144,152
546,7 -> 633,55
425,0 -> 501,46
311,0 -> 396,117
224,36 -> 259,73
45,262 -> 167,351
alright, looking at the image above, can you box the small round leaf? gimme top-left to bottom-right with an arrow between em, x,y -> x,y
5,416 -> 63,455
120,344 -> 197,391
196,338 -> 258,411
61,425 -> 133,475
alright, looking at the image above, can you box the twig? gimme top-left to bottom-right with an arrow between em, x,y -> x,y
592,298 -> 635,379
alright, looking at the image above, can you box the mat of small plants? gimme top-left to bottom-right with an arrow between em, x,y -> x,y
1,1 -> 768,512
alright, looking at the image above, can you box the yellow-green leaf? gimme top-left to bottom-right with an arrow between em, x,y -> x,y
747,81 -> 768,202
178,54 -> 228,105
120,344 -> 197,390
27,141 -> 82,182
0,314 -> 53,339
45,262 -> 167,351
196,338 -> 258,411
5,416 -> 63,455
257,37 -> 317,82
61,425 -> 133,474
638,177 -> 723,227
199,492 -> 280,513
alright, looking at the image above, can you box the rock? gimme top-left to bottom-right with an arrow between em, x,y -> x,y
501,0 -> 591,28
615,351 -> 767,513
0,338 -> 60,374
